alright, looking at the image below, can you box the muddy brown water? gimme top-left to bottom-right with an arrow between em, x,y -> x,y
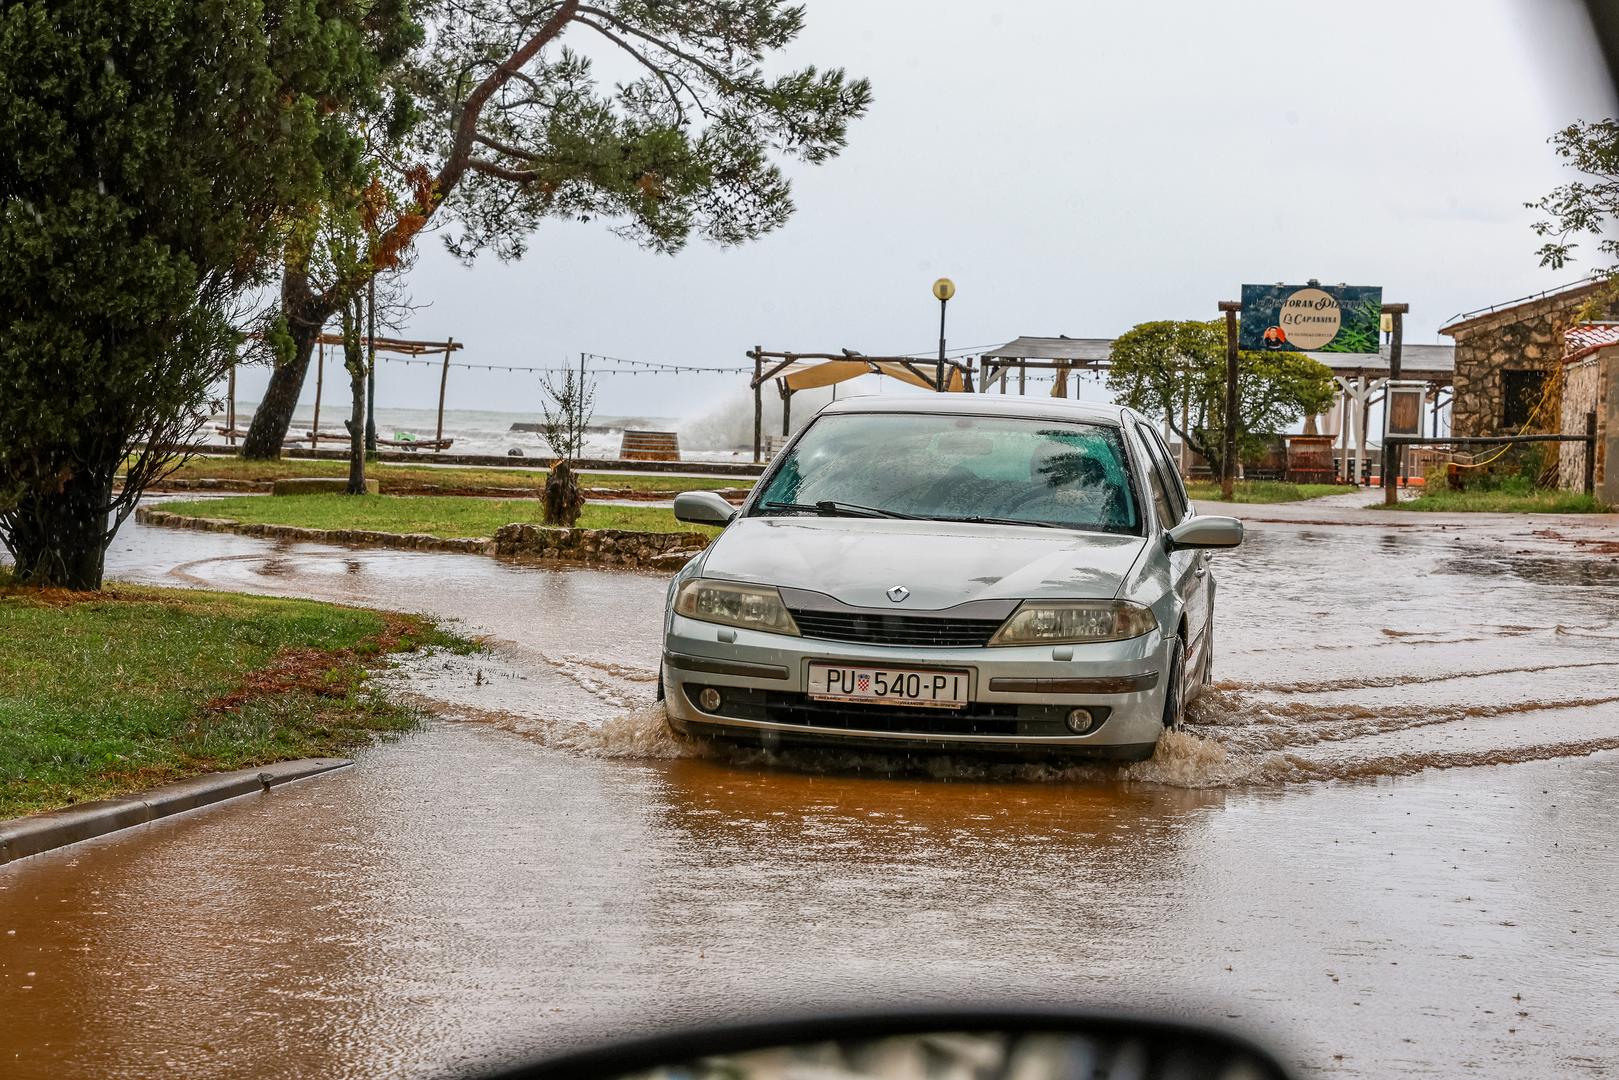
3,510 -> 1618,1078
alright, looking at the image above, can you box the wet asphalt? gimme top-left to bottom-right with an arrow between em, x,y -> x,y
2,506 -> 1617,1079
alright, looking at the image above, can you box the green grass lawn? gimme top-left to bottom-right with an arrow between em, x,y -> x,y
153,493 -> 722,539
0,583 -> 467,817
1389,488 -> 1610,513
148,455 -> 746,495
1184,480 -> 1355,504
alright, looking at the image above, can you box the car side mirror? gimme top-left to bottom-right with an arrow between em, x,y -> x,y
1165,516 -> 1243,551
474,1008 -> 1295,1080
673,490 -> 736,527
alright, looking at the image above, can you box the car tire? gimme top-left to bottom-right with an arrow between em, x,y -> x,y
1202,615 -> 1215,686
656,671 -> 665,702
1162,636 -> 1187,731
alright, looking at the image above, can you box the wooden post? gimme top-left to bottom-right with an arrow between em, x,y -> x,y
1383,308 -> 1405,506
1335,381 -> 1350,483
1218,301 -> 1241,500
226,363 -> 237,448
1018,360 -> 1026,396
752,347 -> 763,463
435,337 -> 454,452
1180,396 -> 1191,477
781,382 -> 792,436
1585,411 -> 1598,496
1357,379 -> 1371,485
312,340 -> 323,449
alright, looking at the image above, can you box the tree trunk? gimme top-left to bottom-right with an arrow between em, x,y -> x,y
342,298 -> 367,494
240,323 -> 317,459
4,464 -> 115,590
346,365 -> 367,494
241,264 -> 333,460
365,274 -> 378,453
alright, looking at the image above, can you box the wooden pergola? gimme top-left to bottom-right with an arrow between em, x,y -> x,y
226,333 -> 464,450
979,335 -> 1455,389
978,336 -> 1115,396
980,333 -> 1457,486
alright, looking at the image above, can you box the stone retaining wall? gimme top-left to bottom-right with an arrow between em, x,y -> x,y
272,477 -> 380,495
134,507 -> 709,570
492,522 -> 710,570
1558,347 -> 1617,502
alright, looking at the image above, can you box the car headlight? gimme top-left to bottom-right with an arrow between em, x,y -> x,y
674,579 -> 800,635
988,600 -> 1157,645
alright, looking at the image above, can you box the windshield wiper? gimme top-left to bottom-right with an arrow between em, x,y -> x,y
762,500 -> 918,520
924,514 -> 1059,528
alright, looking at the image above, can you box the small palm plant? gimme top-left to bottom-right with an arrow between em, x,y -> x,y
538,368 -> 595,526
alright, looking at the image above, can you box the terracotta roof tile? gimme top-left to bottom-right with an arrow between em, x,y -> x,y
1564,322 -> 1619,362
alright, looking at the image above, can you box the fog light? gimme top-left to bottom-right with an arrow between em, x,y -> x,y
699,687 -> 723,712
1066,707 -> 1095,734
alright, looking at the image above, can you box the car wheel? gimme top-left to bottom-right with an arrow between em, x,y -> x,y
1162,636 -> 1187,731
656,671 -> 665,702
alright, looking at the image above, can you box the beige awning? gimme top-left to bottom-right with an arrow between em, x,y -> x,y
774,357 -> 967,393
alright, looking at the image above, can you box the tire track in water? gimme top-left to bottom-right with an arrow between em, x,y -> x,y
1226,659 -> 1619,695
1189,688 -> 1619,748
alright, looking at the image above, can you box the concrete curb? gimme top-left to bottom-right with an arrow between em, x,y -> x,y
144,479 -> 751,503
134,507 -> 495,556
153,442 -> 769,476
0,758 -> 351,866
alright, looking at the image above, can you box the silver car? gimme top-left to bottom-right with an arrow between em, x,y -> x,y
661,395 -> 1242,759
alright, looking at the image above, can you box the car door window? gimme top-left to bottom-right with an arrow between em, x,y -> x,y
1142,426 -> 1190,518
1135,424 -> 1184,526
1135,428 -> 1177,529
1139,425 -> 1188,522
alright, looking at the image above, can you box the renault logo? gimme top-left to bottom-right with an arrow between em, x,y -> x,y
886,585 -> 910,603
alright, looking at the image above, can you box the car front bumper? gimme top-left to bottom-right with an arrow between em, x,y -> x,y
662,613 -> 1169,759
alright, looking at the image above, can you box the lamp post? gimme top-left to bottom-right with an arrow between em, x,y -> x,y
932,277 -> 955,391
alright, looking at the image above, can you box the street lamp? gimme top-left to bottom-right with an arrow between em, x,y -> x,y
932,277 -> 955,391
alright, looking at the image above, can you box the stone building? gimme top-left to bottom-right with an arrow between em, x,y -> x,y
1558,325 -> 1619,501
1439,277 -> 1616,438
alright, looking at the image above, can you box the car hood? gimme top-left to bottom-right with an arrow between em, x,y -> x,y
699,516 -> 1146,609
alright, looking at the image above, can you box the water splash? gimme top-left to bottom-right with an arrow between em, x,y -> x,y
384,642 -> 1619,791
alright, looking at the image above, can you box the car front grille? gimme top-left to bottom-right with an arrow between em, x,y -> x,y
685,686 -> 1106,739
787,609 -> 1004,648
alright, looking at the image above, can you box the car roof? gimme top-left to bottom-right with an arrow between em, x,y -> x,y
817,393 -> 1135,426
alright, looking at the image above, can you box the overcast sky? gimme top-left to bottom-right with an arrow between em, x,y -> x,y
233,0 -> 1617,423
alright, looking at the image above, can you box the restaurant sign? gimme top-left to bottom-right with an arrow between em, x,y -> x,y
1239,283 -> 1383,354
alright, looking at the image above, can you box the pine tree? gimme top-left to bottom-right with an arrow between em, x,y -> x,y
239,0 -> 872,458
0,0 -> 417,588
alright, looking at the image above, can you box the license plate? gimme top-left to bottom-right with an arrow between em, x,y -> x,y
807,663 -> 969,709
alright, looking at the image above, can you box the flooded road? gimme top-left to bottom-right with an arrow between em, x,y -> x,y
3,508 -> 1618,1078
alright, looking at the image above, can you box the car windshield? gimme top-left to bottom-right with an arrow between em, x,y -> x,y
753,412 -> 1141,535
